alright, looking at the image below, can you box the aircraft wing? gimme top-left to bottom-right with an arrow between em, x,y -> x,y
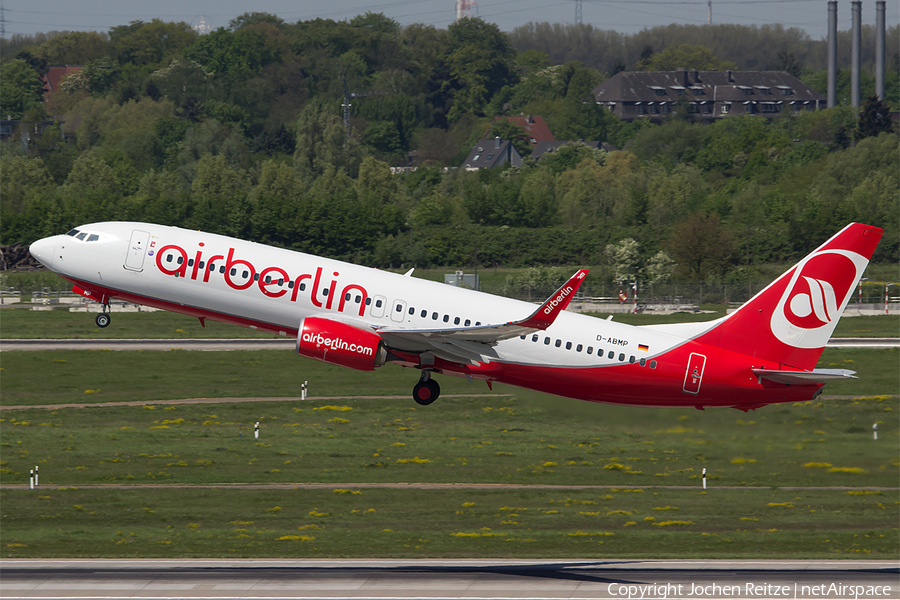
376,269 -> 589,364
752,368 -> 857,385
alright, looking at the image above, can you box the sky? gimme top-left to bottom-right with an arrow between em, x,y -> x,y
1,0 -> 896,40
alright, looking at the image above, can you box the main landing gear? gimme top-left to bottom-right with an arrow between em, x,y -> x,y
95,304 -> 111,328
412,370 -> 440,406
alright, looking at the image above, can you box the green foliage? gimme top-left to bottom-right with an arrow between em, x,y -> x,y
0,59 -> 45,119
637,44 -> 736,71
1,17 -> 897,275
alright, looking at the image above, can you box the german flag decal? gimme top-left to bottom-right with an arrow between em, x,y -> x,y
638,344 -> 649,351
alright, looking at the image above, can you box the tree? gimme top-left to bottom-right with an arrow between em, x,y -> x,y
606,238 -> 641,282
36,31 -> 110,65
293,98 -> 362,179
111,19 -> 197,66
667,212 -> 736,279
774,51 -> 802,77
646,251 -> 676,283
0,59 -> 45,119
857,95 -> 894,139
638,44 -> 736,72
229,12 -> 285,30
445,18 -> 518,121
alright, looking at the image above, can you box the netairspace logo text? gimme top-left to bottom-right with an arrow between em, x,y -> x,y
606,582 -> 893,599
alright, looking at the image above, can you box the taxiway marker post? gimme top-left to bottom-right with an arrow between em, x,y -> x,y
34,465 -> 38,486
29,469 -> 34,490
255,421 -> 259,440
702,467 -> 707,490
302,381 -> 308,400
873,423 -> 878,440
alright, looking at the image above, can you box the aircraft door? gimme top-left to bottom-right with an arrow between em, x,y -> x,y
391,299 -> 407,323
124,230 -> 150,271
682,352 -> 707,395
370,295 -> 387,318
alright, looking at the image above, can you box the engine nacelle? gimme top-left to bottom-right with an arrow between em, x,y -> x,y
297,316 -> 387,371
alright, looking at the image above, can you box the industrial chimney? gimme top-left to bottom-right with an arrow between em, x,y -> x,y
876,0 -> 886,100
851,0 -> 861,107
827,1 -> 837,108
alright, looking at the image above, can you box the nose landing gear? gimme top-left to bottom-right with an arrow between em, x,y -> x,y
412,370 -> 440,406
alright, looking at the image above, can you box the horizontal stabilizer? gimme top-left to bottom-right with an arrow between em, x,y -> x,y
752,368 -> 857,385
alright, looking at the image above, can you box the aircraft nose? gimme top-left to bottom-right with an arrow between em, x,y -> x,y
29,236 -> 57,269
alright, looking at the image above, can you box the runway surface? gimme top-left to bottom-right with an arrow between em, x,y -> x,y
2,337 -> 898,351
1,559 -> 898,599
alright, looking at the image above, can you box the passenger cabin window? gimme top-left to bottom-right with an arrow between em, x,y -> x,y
421,310 -> 427,318
576,344 -> 583,352
587,347 -> 593,354
618,353 -> 626,361
555,339 -> 561,348
454,317 -> 460,325
376,299 -> 383,308
608,351 -> 614,359
532,334 -> 538,342
565,342 -> 572,350
465,319 -> 471,326
544,337 -> 550,345
443,314 -> 449,322
408,307 -> 415,315
650,360 -> 658,369
395,304 -> 403,313
432,312 -> 438,320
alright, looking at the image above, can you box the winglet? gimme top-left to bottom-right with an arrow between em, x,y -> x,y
516,269 -> 589,330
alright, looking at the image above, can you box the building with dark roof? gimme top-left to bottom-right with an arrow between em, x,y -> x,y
463,137 -> 522,171
531,140 -> 618,160
592,69 -> 826,122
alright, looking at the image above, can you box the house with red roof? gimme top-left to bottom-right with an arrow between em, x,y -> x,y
42,65 -> 84,101
484,114 -> 554,147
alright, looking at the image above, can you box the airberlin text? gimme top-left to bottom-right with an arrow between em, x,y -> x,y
606,582 -> 892,598
543,285 -> 573,315
302,332 -> 374,356
155,244 -> 368,317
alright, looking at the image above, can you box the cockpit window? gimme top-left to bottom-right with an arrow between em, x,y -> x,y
76,233 -> 87,240
66,229 -> 80,236
87,234 -> 99,242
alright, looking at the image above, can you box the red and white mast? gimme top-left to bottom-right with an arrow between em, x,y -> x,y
456,0 -> 477,21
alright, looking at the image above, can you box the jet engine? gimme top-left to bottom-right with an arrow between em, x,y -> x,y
296,316 -> 387,371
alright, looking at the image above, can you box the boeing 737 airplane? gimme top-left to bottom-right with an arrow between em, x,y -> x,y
29,222 -> 882,411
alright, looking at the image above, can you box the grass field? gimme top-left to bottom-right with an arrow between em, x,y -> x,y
2,487 -> 896,558
2,305 -> 898,339
1,348 -> 896,407
1,316 -> 897,558
1,387 -> 897,488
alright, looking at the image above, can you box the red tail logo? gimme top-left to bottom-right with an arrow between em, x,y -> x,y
771,250 -> 867,349
783,253 -> 857,329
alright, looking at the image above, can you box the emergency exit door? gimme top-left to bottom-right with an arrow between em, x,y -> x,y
124,230 -> 150,271
682,352 -> 707,395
